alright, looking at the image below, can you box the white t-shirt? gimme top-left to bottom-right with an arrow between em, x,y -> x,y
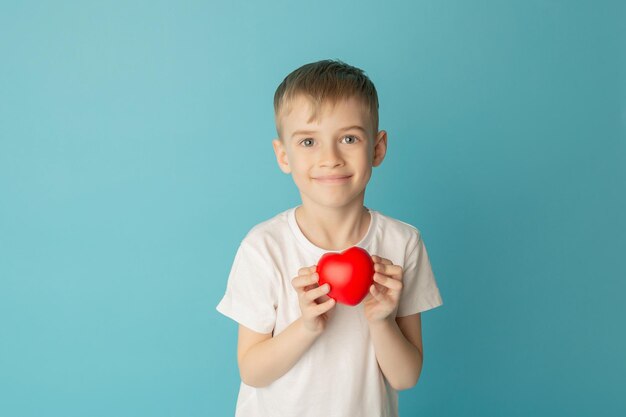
216,205 -> 443,417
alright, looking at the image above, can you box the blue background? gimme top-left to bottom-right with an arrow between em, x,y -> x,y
1,0 -> 625,416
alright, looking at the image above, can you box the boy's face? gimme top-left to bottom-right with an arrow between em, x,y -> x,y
272,94 -> 387,210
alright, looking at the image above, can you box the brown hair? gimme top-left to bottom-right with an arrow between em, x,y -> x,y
273,59 -> 379,141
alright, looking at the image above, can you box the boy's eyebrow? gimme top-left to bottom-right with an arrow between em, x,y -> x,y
290,125 -> 367,139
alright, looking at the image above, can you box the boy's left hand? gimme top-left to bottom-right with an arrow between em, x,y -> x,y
364,255 -> 404,323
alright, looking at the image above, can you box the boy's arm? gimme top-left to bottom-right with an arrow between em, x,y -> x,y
237,318 -> 321,388
365,256 -> 425,391
368,313 -> 424,391
237,266 -> 335,388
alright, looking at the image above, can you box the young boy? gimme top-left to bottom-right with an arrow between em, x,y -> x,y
216,59 -> 443,417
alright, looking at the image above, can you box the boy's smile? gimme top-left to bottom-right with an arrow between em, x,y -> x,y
272,94 -> 387,210
313,175 -> 352,184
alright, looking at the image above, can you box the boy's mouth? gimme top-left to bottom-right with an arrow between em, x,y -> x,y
313,175 -> 352,184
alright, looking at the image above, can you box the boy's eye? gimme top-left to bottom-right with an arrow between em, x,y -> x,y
342,135 -> 359,144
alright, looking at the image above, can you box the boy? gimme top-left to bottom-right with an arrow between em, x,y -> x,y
216,59 -> 443,417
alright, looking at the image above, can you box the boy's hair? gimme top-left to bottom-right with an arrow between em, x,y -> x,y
274,59 -> 379,141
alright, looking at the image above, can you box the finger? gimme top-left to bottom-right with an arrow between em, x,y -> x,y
373,272 -> 403,291
292,272 -> 319,290
374,263 -> 403,279
369,284 -> 387,302
305,283 -> 330,302
314,293 -> 331,304
390,265 -> 403,279
303,283 -> 319,292
372,255 -> 390,267
292,277 -> 315,295
303,271 -> 321,292
312,297 -> 336,315
373,281 -> 388,292
291,275 -> 308,290
310,271 -> 320,284
298,265 -> 318,276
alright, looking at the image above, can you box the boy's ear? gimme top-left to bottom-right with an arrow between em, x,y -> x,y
272,138 -> 291,174
372,130 -> 388,167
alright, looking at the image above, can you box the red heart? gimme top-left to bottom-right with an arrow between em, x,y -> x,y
316,246 -> 375,306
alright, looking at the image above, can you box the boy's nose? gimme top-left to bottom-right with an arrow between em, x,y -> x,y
319,145 -> 343,167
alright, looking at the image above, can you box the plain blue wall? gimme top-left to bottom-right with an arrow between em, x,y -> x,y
1,1 -> 624,416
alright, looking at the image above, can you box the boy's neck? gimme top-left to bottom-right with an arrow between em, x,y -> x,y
295,200 -> 371,252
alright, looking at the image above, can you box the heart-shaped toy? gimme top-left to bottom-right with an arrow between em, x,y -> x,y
316,246 -> 375,306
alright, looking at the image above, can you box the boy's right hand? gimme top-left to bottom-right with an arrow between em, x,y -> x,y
291,265 -> 336,334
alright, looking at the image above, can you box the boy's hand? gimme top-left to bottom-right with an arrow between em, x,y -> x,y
364,256 -> 404,323
291,266 -> 336,334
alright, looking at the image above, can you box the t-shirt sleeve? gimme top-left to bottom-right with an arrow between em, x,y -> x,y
215,241 -> 278,334
397,233 -> 443,317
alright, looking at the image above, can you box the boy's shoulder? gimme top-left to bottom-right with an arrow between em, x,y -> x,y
376,208 -> 421,232
375,208 -> 423,245
239,207 -> 292,249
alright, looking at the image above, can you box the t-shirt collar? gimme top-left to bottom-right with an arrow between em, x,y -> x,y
287,205 -> 377,258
